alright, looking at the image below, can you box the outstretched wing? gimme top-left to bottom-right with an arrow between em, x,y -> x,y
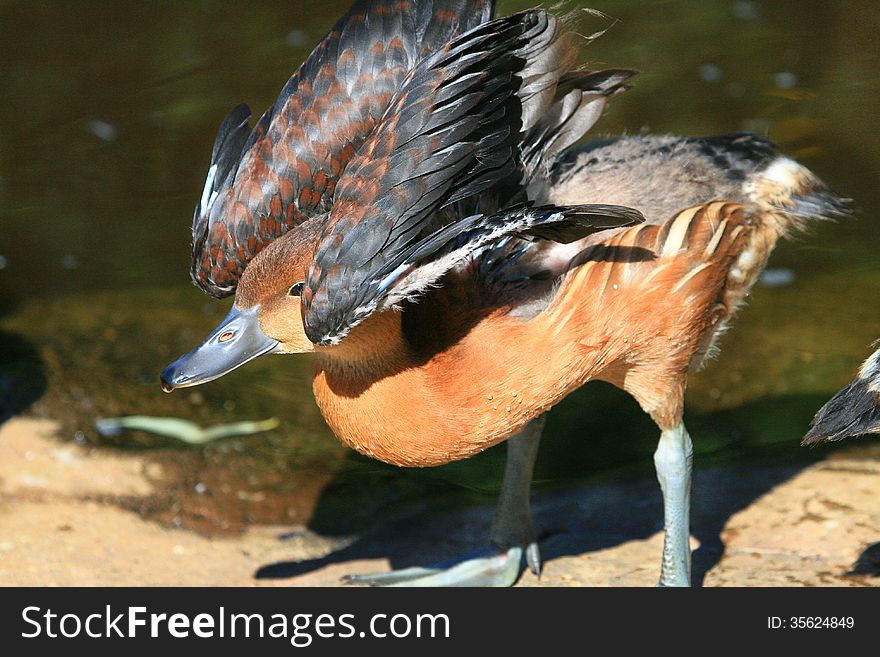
307,203 -> 644,345
301,10 -> 575,344
190,0 -> 496,298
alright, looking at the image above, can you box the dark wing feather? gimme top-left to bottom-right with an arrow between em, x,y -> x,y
302,10 -> 571,344
401,204 -> 644,265
520,68 -> 637,182
802,377 -> 880,444
190,0 -> 495,298
308,204 -> 643,344
803,350 -> 880,444
446,34 -> 638,220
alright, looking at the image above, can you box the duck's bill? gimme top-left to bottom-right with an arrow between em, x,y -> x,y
160,306 -> 279,392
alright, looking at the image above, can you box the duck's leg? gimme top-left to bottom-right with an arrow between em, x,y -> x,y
653,421 -> 693,587
490,414 -> 544,577
343,416 -> 544,587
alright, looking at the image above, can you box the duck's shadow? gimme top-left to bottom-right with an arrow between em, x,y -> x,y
256,389 -> 837,585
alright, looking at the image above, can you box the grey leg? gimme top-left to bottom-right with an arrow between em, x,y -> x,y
653,422 -> 693,587
343,416 -> 544,587
490,415 -> 544,575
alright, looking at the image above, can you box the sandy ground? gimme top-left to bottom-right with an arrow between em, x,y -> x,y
0,417 -> 877,587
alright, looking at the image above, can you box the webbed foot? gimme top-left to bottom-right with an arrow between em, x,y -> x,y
342,542 -> 541,587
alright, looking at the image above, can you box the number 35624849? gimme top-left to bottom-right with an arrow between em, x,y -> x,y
768,617 -> 854,629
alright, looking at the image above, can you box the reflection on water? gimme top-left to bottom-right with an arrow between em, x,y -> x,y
1,0 -> 878,535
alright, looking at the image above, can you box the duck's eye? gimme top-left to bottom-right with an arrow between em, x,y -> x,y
288,282 -> 304,297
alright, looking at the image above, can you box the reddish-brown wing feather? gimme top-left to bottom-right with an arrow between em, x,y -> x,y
191,0 -> 495,298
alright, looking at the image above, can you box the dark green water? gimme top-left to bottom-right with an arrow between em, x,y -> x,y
1,0 -> 878,537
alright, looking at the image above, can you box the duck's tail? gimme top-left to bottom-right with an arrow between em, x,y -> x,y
714,135 -> 850,313
737,140 -> 852,238
802,348 -> 880,445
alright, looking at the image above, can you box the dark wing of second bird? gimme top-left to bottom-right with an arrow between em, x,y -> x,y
803,349 -> 880,444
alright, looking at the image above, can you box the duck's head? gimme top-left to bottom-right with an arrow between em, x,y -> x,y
160,219 -> 323,392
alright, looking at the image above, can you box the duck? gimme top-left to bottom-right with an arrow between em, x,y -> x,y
803,346 -> 880,444
164,142 -> 847,589
163,3 -> 850,588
